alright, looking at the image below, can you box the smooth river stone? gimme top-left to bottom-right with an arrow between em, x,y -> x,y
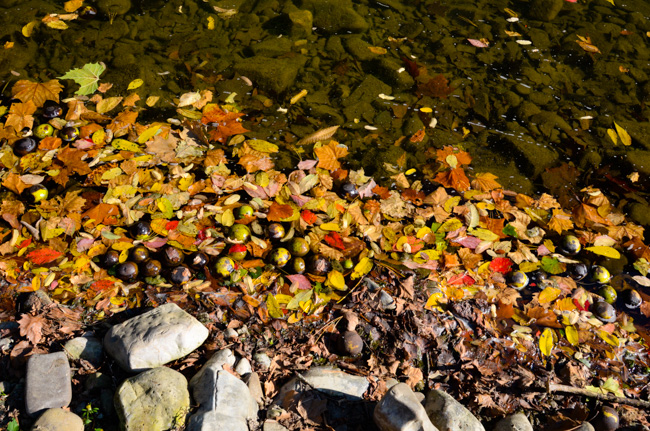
104,303 -> 209,372
25,352 -> 72,416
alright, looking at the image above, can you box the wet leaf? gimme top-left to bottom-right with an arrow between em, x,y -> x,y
127,78 -> 144,90
471,172 -> 501,191
585,246 -> 620,259
315,140 -> 349,171
12,79 -> 63,108
26,248 -> 63,264
5,101 -> 37,131
614,122 -> 631,146
58,62 -> 106,96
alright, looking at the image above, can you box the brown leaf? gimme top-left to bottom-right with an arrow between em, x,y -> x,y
267,202 -> 294,221
471,172 -> 501,191
146,134 -> 178,162
547,208 -> 574,234
572,202 -> 610,227
417,73 -> 455,98
1,199 -> 25,229
5,101 -> 37,132
107,110 -> 138,136
18,313 -> 48,345
57,147 -> 91,175
12,79 -> 63,108
435,167 -> 470,192
2,172 -> 29,195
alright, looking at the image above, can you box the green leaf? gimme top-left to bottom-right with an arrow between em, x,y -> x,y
58,62 -> 106,96
540,256 -> 565,274
7,418 -> 20,431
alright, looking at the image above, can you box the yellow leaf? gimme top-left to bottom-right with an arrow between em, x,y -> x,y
413,249 -> 441,263
267,294 -> 283,318
614,122 -> 631,146
247,139 -> 279,153
146,96 -> 160,107
44,19 -> 68,30
425,291 -> 445,311
585,246 -> 620,259
127,79 -> 144,90
221,209 -> 234,227
468,227 -> 499,242
64,0 -> 83,12
327,270 -> 346,291
368,46 -> 387,54
157,197 -> 174,218
112,139 -> 141,152
92,129 -> 106,146
351,257 -> 373,280
607,128 -> 618,145
101,167 -> 123,180
207,16 -> 215,30
320,222 -> 340,232
22,21 -> 38,37
598,330 -> 619,347
518,261 -> 540,272
137,124 -> 162,143
556,297 -> 576,311
539,328 -> 554,356
538,286 -> 561,304
565,325 -> 579,346
96,96 -> 123,114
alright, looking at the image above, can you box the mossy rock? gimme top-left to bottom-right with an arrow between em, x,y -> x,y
298,0 -> 369,34
233,56 -> 307,94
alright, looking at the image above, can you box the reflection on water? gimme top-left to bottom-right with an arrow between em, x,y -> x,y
1,0 -> 650,221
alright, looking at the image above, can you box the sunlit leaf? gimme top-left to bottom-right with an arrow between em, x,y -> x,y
539,328 -> 554,356
565,325 -> 579,346
12,79 -> 63,108
266,294 -> 283,318
539,286 -> 561,304
326,270 -> 346,291
127,78 -> 144,90
614,122 -> 632,146
26,248 -> 63,264
58,62 -> 106,96
585,246 -> 621,259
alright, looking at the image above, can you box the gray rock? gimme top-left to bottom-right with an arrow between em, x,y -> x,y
528,0 -> 563,22
493,413 -> 533,431
264,420 -> 290,431
30,408 -> 84,431
114,366 -> 190,431
245,371 -> 264,406
224,327 -> 239,341
424,390 -> 485,431
25,352 -> 72,416
301,0 -> 368,34
253,352 -> 272,371
64,336 -> 103,365
235,357 -> 252,376
233,56 -> 307,94
189,349 -> 237,389
276,367 -> 369,406
575,423 -> 595,431
188,369 -> 258,431
374,383 -> 438,431
104,303 -> 209,372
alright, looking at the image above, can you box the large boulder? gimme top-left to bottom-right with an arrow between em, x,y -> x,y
233,56 -> 307,95
114,366 -> 190,431
374,383 -> 438,431
104,303 -> 209,372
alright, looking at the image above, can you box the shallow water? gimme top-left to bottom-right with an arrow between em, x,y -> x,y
1,0 -> 649,211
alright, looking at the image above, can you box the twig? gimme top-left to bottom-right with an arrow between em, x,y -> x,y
539,382 -> 650,409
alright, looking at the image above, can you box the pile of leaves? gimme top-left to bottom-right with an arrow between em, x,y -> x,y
1,77 -> 650,429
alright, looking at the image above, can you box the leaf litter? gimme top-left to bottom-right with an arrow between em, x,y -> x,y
0,78 -> 649,430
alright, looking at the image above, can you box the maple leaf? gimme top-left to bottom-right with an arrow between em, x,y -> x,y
82,203 -> 120,227
202,104 -> 248,143
434,167 -> 470,192
267,202 -> 294,221
1,199 -> 25,229
5,101 -> 37,132
18,313 -> 47,345
324,232 -> 346,250
471,172 -> 501,191
416,73 -> 455,98
208,120 -> 249,143
146,133 -> 178,162
12,79 -> 63,108
572,202 -> 610,227
436,147 -> 472,167
26,248 -> 63,264
301,210 -> 317,225
107,110 -> 138,136
57,147 -> 91,175
489,257 -> 512,273
238,154 -> 274,173
2,172 -> 29,195
205,149 -> 228,166
58,190 -> 87,214
39,136 -> 62,150
315,140 -> 349,171
547,208 -> 573,234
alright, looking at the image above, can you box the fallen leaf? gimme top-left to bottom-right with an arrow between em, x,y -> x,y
12,79 -> 63,108
18,313 -> 47,345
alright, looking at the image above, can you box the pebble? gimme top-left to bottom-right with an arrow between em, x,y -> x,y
104,303 -> 209,372
224,327 -> 239,340
424,389 -> 485,431
263,419 -> 290,431
374,382 -> 438,431
189,348 -> 237,389
30,408 -> 84,431
253,352 -> 272,371
63,335 -> 103,365
25,352 -> 72,416
235,357 -> 252,376
114,366 -> 190,431
493,413 -> 533,431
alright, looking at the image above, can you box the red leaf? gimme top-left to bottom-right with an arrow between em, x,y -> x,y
324,232 -> 346,250
166,220 -> 179,231
26,248 -> 63,264
489,257 -> 512,273
448,273 -> 475,285
91,279 -> 115,292
301,210 -> 317,225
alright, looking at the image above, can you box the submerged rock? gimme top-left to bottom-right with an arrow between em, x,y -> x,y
528,0 -> 563,22
233,56 -> 308,94
299,0 -> 369,34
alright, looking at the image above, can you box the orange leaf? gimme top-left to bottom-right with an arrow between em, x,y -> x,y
18,313 -> 47,345
82,203 -> 120,227
2,172 -> 29,195
208,120 -> 249,143
547,208 -> 574,234
301,210 -> 317,224
26,248 -> 63,264
434,167 -> 470,191
314,140 -> 349,171
5,101 -> 36,132
268,202 -> 293,221
12,79 -> 63,108
436,147 -> 472,166
39,136 -> 62,150
572,202 -> 610,228
107,110 -> 138,135
471,172 -> 501,191
372,185 -> 391,200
